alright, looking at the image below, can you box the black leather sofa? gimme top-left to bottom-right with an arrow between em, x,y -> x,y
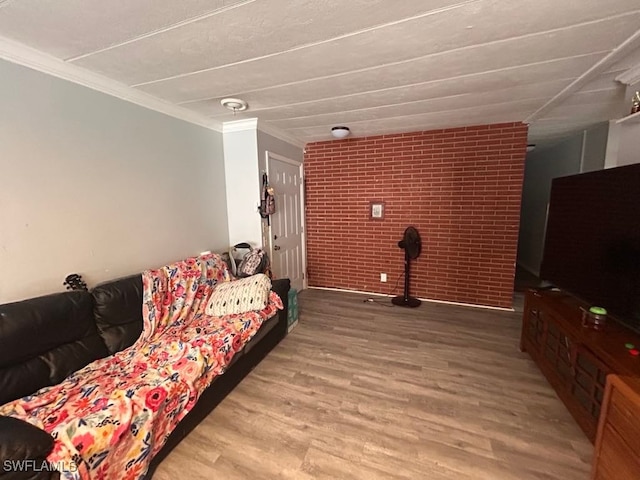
0,273 -> 290,480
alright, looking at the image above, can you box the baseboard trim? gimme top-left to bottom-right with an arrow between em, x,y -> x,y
308,286 -> 514,312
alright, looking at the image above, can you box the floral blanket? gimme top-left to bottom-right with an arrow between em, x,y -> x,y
0,254 -> 282,479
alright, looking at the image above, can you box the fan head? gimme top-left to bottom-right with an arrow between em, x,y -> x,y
398,226 -> 421,259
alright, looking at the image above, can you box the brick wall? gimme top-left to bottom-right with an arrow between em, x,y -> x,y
303,122 -> 528,308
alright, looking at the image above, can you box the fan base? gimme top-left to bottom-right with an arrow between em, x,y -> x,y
391,296 -> 421,308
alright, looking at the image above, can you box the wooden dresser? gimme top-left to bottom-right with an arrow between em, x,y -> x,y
592,375 -> 640,480
521,289 -> 640,442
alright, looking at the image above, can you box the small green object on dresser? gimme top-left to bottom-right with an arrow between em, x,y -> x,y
287,288 -> 299,332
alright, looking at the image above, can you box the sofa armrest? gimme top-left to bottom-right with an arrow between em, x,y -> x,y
271,278 -> 291,303
271,279 -> 291,333
0,416 -> 55,479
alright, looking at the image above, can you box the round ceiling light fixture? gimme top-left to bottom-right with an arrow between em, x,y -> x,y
331,126 -> 350,139
220,98 -> 248,113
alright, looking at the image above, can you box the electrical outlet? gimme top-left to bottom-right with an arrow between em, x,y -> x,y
380,273 -> 387,282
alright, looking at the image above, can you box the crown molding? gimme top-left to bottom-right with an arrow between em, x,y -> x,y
0,35 -> 223,132
221,117 -> 305,148
616,63 -> 640,86
257,121 -> 305,148
0,35 -> 304,145
222,118 -> 259,133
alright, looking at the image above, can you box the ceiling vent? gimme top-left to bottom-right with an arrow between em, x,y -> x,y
221,98 -> 248,113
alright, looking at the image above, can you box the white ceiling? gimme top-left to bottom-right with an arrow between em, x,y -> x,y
1,0 -> 640,145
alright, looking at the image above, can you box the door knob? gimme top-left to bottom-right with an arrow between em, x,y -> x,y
274,245 -> 281,251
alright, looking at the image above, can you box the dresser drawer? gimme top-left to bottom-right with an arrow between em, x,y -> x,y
607,386 -> 640,448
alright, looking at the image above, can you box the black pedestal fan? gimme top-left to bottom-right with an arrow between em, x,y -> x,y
392,226 -> 422,308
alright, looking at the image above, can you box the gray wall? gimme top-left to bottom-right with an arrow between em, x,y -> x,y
517,135 -> 583,276
0,59 -> 228,302
616,121 -> 640,167
582,122 -> 610,172
256,131 -> 304,250
257,130 -> 304,168
517,122 -> 610,276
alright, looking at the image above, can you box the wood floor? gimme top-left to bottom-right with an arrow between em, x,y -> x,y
153,289 -> 592,480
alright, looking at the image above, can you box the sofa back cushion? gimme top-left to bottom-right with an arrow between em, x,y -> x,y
92,275 -> 144,355
0,291 -> 109,405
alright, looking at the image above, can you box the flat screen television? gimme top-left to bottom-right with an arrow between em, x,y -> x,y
540,163 -> 640,333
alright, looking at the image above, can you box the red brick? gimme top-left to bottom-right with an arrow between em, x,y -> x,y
303,122 -> 527,308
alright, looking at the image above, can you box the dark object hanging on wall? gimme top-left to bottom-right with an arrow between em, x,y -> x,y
392,226 -> 422,308
63,273 -> 88,291
259,173 -> 275,225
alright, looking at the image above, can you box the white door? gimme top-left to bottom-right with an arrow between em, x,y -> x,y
267,153 -> 306,292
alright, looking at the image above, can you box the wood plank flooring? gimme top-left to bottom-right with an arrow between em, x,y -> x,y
153,289 -> 592,479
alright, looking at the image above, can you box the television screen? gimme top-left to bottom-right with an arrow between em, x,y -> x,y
540,163 -> 640,332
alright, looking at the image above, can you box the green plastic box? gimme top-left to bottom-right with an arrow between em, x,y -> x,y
287,288 -> 298,332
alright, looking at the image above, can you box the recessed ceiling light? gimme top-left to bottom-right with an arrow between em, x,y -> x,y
331,126 -> 350,138
221,98 -> 248,113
